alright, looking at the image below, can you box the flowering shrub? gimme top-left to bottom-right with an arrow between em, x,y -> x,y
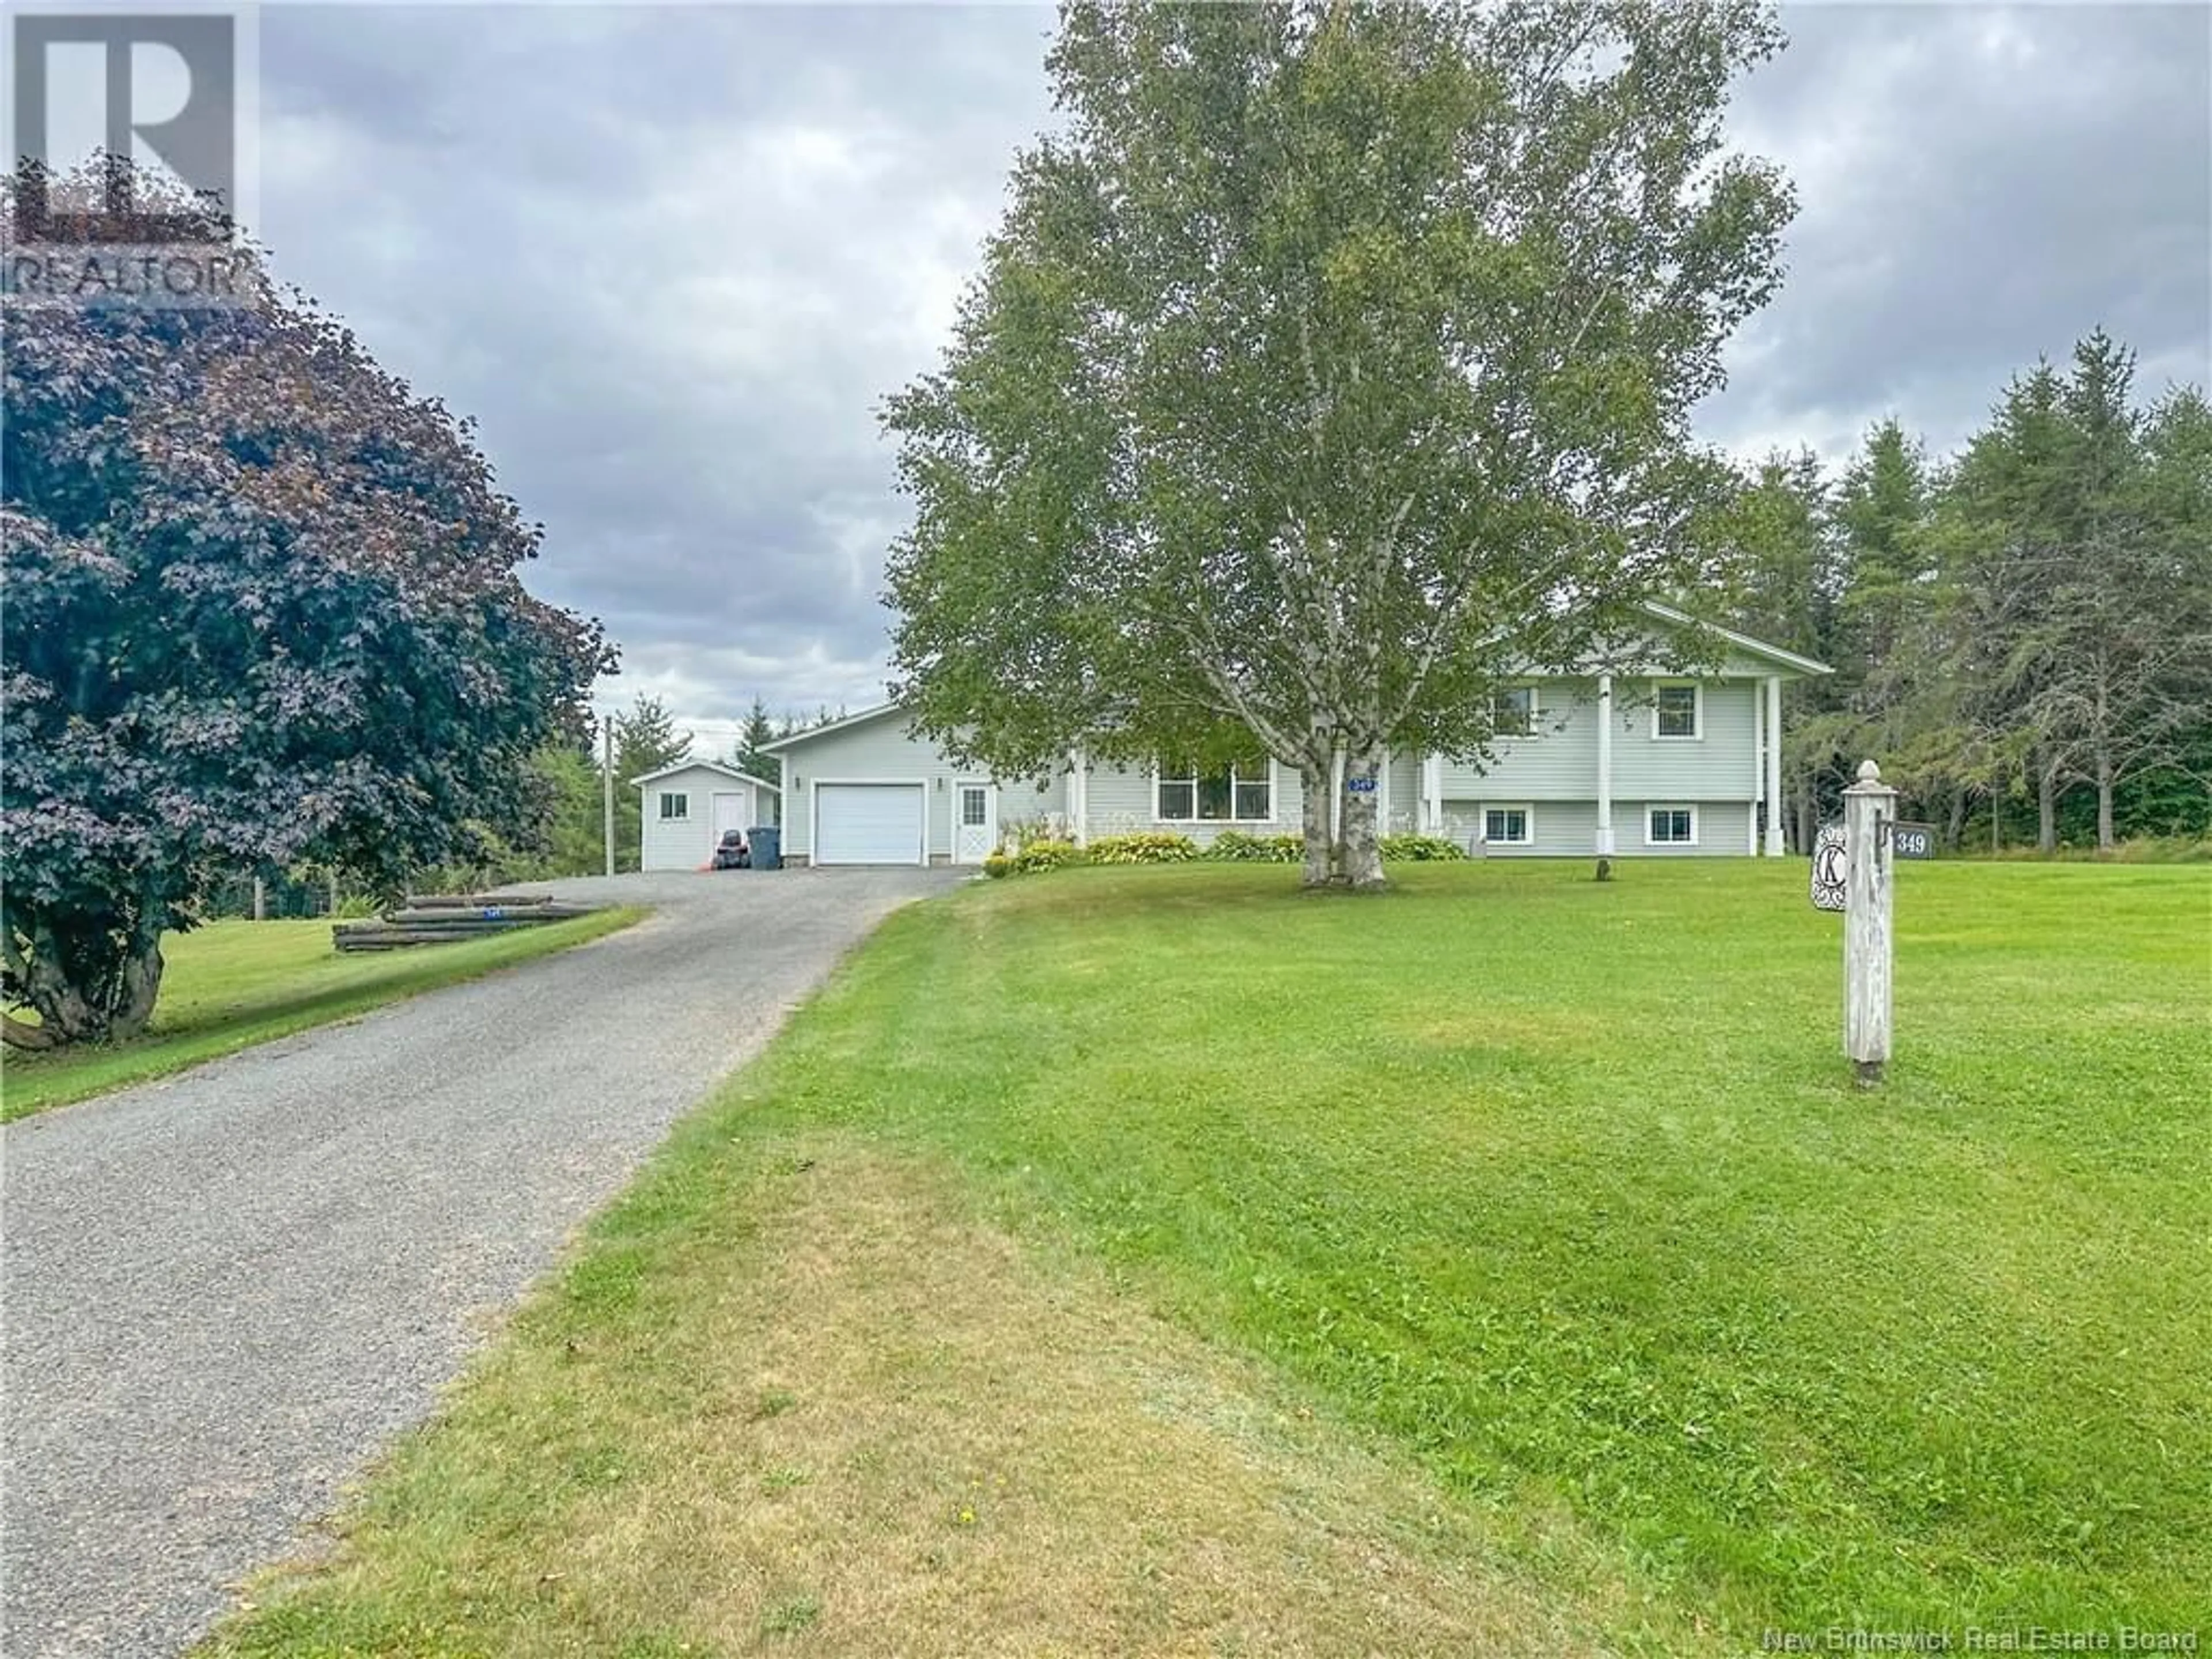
1011,838 -> 1088,873
1085,832 -> 1200,865
982,852 -> 1013,878
1378,834 -> 1468,862
1203,830 -> 1304,863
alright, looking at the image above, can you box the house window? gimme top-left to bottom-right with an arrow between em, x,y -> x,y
1654,683 -> 1701,739
1490,685 -> 1538,737
1156,757 -> 1272,822
1482,805 -> 1534,846
658,791 -> 689,821
1646,806 -> 1697,846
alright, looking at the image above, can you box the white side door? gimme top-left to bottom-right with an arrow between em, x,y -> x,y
953,782 -> 998,864
711,791 -> 747,849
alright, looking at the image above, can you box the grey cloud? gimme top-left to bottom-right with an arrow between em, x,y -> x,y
1706,3 -> 2210,461
247,5 -> 2207,736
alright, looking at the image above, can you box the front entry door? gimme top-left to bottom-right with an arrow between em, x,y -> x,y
953,782 -> 998,864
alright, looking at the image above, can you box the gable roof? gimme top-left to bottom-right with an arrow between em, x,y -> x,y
628,759 -> 782,791
759,702 -> 907,752
1640,601 -> 1832,676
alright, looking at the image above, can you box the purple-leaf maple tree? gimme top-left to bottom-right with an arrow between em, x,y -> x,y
2,158 -> 613,1048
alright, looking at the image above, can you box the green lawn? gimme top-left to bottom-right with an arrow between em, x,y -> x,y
3,907 -> 643,1120
203,861 -> 2211,1654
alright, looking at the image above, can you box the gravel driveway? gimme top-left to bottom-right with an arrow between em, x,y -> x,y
1,867 -> 959,1659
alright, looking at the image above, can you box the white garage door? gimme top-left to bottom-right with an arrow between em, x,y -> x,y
814,783 -> 927,865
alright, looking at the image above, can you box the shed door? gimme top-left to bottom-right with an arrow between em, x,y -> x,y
815,783 -> 926,866
711,791 -> 747,843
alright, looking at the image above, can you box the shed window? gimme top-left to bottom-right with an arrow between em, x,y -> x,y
1157,758 -> 1272,822
658,791 -> 689,821
1654,683 -> 1701,738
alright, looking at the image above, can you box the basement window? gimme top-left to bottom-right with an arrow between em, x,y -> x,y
1482,805 -> 1534,846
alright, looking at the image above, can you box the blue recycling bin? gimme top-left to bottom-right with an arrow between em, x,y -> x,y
748,826 -> 781,871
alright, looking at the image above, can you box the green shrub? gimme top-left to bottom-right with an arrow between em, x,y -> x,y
982,853 -> 1013,879
1378,834 -> 1468,862
1012,838 -> 1088,873
1204,830 -> 1304,863
1086,832 -> 1200,865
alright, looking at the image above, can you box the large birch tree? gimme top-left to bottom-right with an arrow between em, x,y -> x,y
884,0 -> 1793,887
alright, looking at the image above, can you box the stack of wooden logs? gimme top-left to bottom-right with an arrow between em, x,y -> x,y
332,893 -> 600,953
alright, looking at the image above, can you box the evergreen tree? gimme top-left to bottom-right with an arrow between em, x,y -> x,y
611,694 -> 692,871
730,696 -> 779,782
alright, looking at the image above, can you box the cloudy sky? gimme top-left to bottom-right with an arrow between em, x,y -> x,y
247,3 -> 2210,754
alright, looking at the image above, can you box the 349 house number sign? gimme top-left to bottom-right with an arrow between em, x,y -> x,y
1889,823 -> 1935,859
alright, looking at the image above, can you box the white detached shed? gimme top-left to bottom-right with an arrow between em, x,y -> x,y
632,761 -> 780,872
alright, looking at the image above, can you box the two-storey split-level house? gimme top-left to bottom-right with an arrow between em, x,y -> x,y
762,609 -> 1829,867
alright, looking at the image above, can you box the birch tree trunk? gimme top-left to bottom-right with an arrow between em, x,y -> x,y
2037,753 -> 2059,853
1299,762 -> 1339,888
1339,749 -> 1385,891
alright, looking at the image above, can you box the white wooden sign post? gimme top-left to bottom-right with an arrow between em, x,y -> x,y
1842,758 -> 1897,1086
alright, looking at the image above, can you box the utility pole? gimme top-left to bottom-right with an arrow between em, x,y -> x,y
603,712 -> 617,878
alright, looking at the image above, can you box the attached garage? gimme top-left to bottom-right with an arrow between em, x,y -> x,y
812,782 -> 927,866
763,704 -> 1066,866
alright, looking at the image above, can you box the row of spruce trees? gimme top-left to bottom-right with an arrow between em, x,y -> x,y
1726,329 -> 2209,854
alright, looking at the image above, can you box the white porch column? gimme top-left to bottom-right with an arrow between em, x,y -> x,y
1595,674 -> 1615,856
1764,676 -> 1786,855
1378,749 -> 1391,832
1748,681 -> 1763,855
1421,754 -> 1444,833
1069,748 -> 1089,846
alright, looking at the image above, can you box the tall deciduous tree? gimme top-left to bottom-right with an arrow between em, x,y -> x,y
885,0 -> 1794,887
3,179 -> 610,1046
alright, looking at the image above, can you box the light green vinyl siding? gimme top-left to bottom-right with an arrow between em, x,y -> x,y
1433,797 -> 1755,857
1082,757 -> 1305,845
1631,799 -> 1753,855
1440,678 -> 1603,799
1438,677 -> 1764,803
1440,798 -> 1599,857
1383,751 -> 1423,835
1608,679 -> 1761,800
